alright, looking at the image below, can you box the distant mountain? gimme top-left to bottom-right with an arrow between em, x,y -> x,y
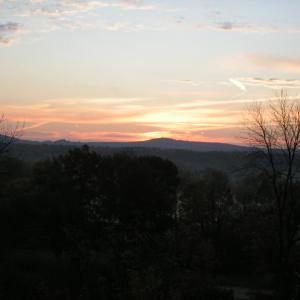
10,143 -> 248,175
90,138 -> 246,152
9,137 -> 251,175
17,137 -> 246,152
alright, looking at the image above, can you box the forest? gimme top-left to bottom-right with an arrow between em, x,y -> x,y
0,145 -> 298,300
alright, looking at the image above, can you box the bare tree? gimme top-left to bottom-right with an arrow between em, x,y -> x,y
244,90 -> 300,299
0,114 -> 21,157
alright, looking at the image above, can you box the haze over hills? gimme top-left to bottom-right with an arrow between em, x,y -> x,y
16,137 -> 247,152
10,137 -> 248,174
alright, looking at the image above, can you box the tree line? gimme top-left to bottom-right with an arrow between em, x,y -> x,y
0,146 -> 298,299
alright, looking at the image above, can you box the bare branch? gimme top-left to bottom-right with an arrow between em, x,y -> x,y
0,114 -> 22,156
243,90 -> 300,293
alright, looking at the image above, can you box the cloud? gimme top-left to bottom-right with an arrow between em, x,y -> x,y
214,22 -> 278,33
2,0 -> 178,42
2,96 -> 245,142
246,54 -> 300,73
195,21 -> 300,34
1,97 -> 149,127
17,0 -> 157,17
68,0 -> 156,11
10,0 -> 162,35
108,0 -> 156,11
167,79 -> 204,87
230,77 -> 300,90
229,78 -> 247,91
0,22 -> 23,45
57,19 -> 144,32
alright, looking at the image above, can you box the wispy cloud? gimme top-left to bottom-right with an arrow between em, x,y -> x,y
3,0 -> 165,42
8,94 -> 298,143
16,0 -> 157,17
194,21 -> 300,34
0,22 -> 23,44
102,0 -> 157,11
2,96 -> 245,142
230,77 -> 300,90
246,54 -> 300,73
167,79 -> 204,87
213,22 -> 278,33
229,78 -> 246,91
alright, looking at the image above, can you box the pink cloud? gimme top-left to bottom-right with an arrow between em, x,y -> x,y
246,54 -> 300,73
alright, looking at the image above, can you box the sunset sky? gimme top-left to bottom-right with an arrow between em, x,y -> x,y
1,0 -> 300,143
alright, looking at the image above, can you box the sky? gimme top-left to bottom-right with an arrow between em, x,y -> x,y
1,0 -> 300,144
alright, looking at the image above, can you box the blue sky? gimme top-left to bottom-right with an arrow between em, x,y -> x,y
1,0 -> 300,142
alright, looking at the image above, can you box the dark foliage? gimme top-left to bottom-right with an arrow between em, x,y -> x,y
0,147 -> 299,299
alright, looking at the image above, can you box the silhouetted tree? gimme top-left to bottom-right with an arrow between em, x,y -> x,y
27,147 -> 181,299
245,91 -> 300,299
0,114 -> 21,156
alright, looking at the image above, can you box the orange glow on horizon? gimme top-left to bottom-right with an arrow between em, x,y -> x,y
1,96 -> 244,144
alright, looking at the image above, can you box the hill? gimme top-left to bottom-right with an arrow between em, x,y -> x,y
89,137 -> 246,152
16,137 -> 246,152
10,138 -> 248,174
